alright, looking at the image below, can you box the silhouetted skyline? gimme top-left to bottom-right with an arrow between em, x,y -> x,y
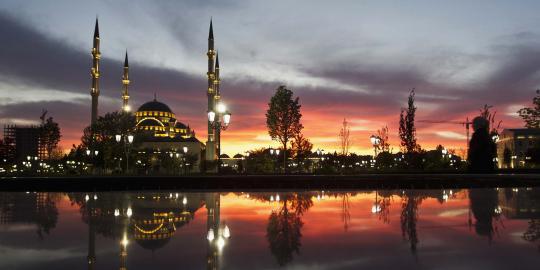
0,1 -> 538,154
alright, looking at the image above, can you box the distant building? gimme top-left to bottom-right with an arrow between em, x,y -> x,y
3,125 -> 45,162
496,128 -> 540,168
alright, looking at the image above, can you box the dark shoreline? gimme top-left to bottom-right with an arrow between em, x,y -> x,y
1,174 -> 540,192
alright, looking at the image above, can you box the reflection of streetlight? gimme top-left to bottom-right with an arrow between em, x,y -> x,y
207,229 -> 215,241
371,191 -> 381,213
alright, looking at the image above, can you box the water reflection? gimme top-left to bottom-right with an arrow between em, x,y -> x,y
2,188 -> 540,269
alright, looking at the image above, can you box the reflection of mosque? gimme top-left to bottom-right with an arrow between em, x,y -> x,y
70,192 -> 225,270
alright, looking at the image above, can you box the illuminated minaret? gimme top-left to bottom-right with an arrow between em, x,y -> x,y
205,19 -> 217,163
90,18 -> 101,124
121,51 -> 130,112
214,52 -> 222,158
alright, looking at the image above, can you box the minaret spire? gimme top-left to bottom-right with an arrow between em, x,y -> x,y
90,17 -> 101,125
121,50 -> 130,112
205,18 -> 217,166
209,18 -> 214,40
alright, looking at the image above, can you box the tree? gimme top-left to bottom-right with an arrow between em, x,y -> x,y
80,111 -> 138,172
339,118 -> 351,156
480,104 -> 502,134
518,90 -> 540,128
266,86 -> 303,172
291,133 -> 313,173
376,125 -> 390,153
399,89 -> 418,153
40,116 -> 61,160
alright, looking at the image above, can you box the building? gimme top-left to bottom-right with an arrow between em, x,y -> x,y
496,128 -> 540,168
134,98 -> 204,172
87,19 -> 227,173
3,125 -> 44,162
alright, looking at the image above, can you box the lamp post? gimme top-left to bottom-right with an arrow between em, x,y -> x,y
316,148 -> 324,171
270,148 -> 280,174
370,135 -> 381,159
181,146 -> 188,175
208,102 -> 231,172
115,134 -> 134,174
86,149 -> 99,174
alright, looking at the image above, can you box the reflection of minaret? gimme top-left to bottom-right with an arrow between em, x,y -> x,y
206,193 -> 220,270
87,201 -> 96,270
90,18 -> 101,125
205,19 -> 217,164
119,234 -> 128,270
121,51 -> 130,112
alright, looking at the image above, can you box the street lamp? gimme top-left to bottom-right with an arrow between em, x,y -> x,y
116,134 -> 134,173
208,102 -> 232,172
270,148 -> 280,174
492,134 -> 499,143
370,135 -> 381,158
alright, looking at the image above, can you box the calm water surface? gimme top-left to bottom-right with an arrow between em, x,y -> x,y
1,188 -> 540,269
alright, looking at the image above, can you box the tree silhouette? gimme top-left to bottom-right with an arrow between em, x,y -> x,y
400,191 -> 423,256
517,90 -> 540,128
266,194 -> 313,266
399,89 -> 418,153
266,86 -> 303,173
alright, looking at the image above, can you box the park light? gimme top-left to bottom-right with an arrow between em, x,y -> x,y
121,234 -> 129,247
492,134 -> 499,143
183,197 -> 187,205
183,146 -> 188,154
223,225 -> 231,239
207,229 -> 215,241
442,148 -> 448,155
270,149 -> 274,155
217,103 -> 227,114
169,153 -> 173,158
276,149 -> 280,155
114,209 -> 120,217
126,207 -> 133,217
27,156 -> 31,161
86,149 -> 91,156
217,237 -> 225,250
127,135 -> 134,143
94,150 -> 99,156
370,135 -> 380,146
207,111 -> 216,123
115,134 -> 122,143
223,111 -> 231,126
176,153 -> 180,158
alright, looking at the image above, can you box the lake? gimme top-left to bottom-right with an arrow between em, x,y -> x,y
1,188 -> 540,269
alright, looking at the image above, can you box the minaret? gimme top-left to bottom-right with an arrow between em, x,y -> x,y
205,19 -> 217,164
121,51 -> 130,112
214,52 -> 221,158
90,18 -> 101,125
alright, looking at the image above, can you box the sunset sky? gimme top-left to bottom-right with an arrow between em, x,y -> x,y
0,0 -> 539,155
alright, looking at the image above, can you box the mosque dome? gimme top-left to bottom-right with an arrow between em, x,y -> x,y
137,100 -> 172,113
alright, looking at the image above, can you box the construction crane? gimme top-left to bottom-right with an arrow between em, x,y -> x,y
418,118 -> 472,155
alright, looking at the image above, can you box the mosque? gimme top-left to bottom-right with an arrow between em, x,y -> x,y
88,18 -> 225,172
